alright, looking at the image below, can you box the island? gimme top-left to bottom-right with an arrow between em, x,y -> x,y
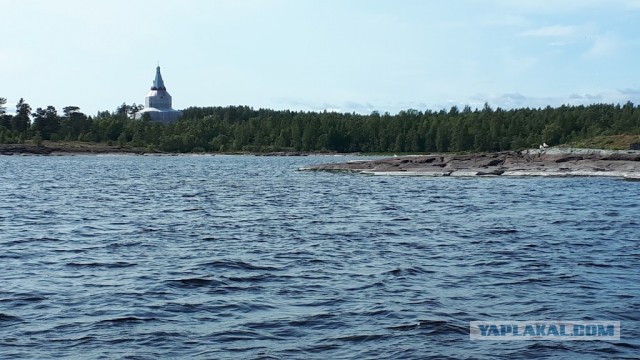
301,148 -> 640,180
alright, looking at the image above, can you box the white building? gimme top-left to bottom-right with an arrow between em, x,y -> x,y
135,66 -> 182,123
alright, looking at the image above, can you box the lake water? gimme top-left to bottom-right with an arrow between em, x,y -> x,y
1,155 -> 639,359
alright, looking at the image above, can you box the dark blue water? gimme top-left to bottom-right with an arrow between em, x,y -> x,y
1,155 -> 639,359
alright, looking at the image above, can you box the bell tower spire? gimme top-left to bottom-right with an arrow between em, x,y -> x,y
152,66 -> 166,90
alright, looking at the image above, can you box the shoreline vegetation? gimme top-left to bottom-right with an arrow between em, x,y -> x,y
1,100 -> 639,155
0,141 -> 329,156
0,142 -> 151,156
2,99 -> 640,180
2,141 -> 640,180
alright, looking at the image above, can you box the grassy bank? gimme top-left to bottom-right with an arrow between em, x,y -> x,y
568,135 -> 640,150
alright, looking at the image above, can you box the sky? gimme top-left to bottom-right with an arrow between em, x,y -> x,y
1,0 -> 640,116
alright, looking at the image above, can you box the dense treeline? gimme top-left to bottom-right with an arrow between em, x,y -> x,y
1,96 -> 639,153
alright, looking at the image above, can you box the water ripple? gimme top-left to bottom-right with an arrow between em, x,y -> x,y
0,155 -> 638,359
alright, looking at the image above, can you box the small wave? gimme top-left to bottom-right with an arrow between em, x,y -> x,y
386,319 -> 467,334
207,329 -> 263,342
288,313 -> 337,327
5,294 -> 48,303
0,251 -> 22,259
166,277 -> 227,288
521,342 -> 571,352
470,260 -> 511,267
386,266 -> 436,276
551,219 -> 580,225
48,335 -> 97,345
0,313 -> 21,322
493,277 -> 552,286
225,274 -> 275,283
98,316 -> 157,324
199,260 -> 281,272
488,228 -> 518,234
345,281 -> 385,291
407,298 -> 444,307
105,241 -> 144,248
578,262 -> 614,268
71,225 -> 104,233
35,236 -> 60,241
508,343 -> 586,360
614,341 -> 640,351
557,274 -> 578,280
296,343 -> 342,355
52,247 -> 94,254
2,236 -> 59,246
161,302 -> 210,314
348,309 -> 395,318
66,261 -> 137,268
334,333 -> 388,342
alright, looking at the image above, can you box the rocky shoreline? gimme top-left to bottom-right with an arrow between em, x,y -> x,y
0,143 -> 151,156
301,148 -> 640,180
0,144 -> 330,157
4,143 -> 640,180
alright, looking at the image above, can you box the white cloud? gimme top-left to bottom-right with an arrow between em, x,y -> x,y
585,33 -> 622,58
271,97 -> 379,114
519,25 -> 578,38
274,86 -> 640,114
498,47 -> 539,76
625,0 -> 640,9
620,88 -> 640,96
488,0 -> 610,14
481,14 -> 531,28
470,88 -> 639,110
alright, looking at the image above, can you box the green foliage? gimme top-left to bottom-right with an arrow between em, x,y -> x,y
2,97 -> 640,151
32,105 -> 60,140
0,97 -> 6,115
12,98 -> 31,135
33,131 -> 43,146
162,104 -> 640,153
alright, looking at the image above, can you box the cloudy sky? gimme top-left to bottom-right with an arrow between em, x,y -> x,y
1,0 -> 640,115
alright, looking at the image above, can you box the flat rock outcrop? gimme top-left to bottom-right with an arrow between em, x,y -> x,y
0,145 -> 55,155
301,148 -> 640,179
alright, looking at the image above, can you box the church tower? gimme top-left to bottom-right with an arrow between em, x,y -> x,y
136,66 -> 182,123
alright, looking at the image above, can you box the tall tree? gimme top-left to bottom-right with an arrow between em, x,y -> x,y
32,106 -> 60,140
12,98 -> 31,136
63,106 -> 80,118
116,103 -> 131,117
0,98 -> 10,131
60,106 -> 88,140
0,97 -> 6,115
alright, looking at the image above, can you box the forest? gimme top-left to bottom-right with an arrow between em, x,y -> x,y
1,96 -> 640,153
